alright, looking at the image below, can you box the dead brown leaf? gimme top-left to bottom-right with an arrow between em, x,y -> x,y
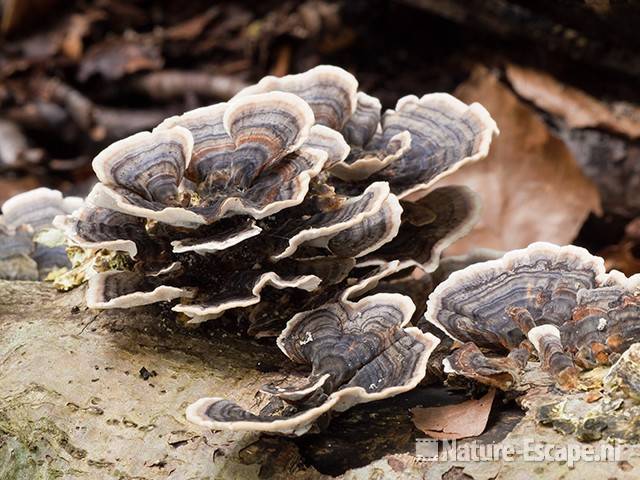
599,217 -> 640,275
165,8 -> 220,41
78,38 -> 164,82
0,176 -> 40,203
600,240 -> 640,276
506,64 -> 640,139
61,11 -> 105,61
410,389 -> 496,440
433,66 -> 601,254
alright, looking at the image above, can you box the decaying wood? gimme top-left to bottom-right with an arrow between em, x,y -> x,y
131,71 -> 249,101
400,0 -> 640,78
0,281 -> 317,479
2,280 -> 639,479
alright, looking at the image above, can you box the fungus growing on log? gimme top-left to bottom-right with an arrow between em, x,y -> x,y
563,273 -> 640,369
235,65 -> 499,199
426,242 -> 640,390
1,187 -> 83,280
187,288 -> 440,435
48,64 -> 499,432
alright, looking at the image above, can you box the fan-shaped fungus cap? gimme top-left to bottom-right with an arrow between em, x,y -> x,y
186,293 -> 439,435
342,92 -> 382,148
54,206 -> 147,258
565,275 -> 640,368
234,65 -> 359,131
89,92 -> 330,227
270,181 -> 402,260
443,342 -> 529,391
170,221 -> 262,254
2,187 -> 82,229
364,94 -> 499,198
233,66 -> 499,195
1,188 -> 84,279
425,242 -> 608,351
361,185 -> 481,272
86,269 -> 192,309
0,221 -> 37,280
0,222 -> 33,258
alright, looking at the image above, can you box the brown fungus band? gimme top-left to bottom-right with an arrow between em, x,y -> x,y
49,64 -> 498,434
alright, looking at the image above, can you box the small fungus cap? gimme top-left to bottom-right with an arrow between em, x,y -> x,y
425,242 -> 608,350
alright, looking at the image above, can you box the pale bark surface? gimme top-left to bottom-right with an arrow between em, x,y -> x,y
0,280 -> 315,479
1,280 -> 639,479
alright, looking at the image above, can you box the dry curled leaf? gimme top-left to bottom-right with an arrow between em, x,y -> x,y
599,217 -> 640,276
431,66 -> 601,254
164,7 -> 220,41
410,388 -> 496,440
506,64 -> 640,139
78,38 -> 164,82
0,177 -> 40,203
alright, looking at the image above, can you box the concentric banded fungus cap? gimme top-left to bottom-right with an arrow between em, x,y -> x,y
233,65 -> 499,198
86,268 -> 192,309
269,181 -> 402,261
186,292 -> 439,435
0,222 -> 33,258
564,274 -> 640,368
364,93 -> 498,199
360,185 -> 481,272
2,187 -> 83,230
1,188 -> 83,278
425,242 -> 608,351
0,221 -> 37,280
54,205 -> 148,258
443,342 -> 529,391
234,65 -> 359,131
88,92 -> 333,227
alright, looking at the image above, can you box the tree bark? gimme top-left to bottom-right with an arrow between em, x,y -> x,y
0,281 -> 319,479
1,281 -> 639,479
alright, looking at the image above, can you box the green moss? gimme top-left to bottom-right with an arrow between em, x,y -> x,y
0,410 -> 87,478
0,434 -> 65,480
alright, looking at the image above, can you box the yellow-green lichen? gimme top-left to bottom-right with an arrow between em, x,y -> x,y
50,247 -> 132,291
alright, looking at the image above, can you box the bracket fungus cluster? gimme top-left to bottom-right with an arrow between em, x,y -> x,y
0,188 -> 83,280
188,268 -> 440,435
425,242 -> 640,391
49,64 -> 499,434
